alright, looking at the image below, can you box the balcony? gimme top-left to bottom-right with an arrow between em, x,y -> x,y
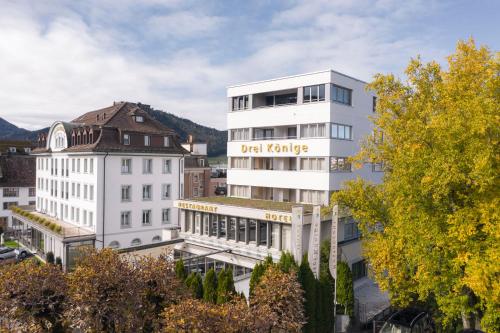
252,88 -> 297,109
228,169 -> 330,191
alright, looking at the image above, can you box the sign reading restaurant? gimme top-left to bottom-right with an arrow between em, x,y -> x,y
241,143 -> 309,155
175,200 -> 293,223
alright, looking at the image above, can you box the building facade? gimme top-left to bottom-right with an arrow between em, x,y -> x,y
174,70 -> 387,313
11,102 -> 187,268
181,138 -> 211,199
0,142 -> 36,231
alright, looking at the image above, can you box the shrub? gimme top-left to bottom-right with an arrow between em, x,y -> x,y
203,269 -> 218,304
46,251 -> 55,264
175,259 -> 187,281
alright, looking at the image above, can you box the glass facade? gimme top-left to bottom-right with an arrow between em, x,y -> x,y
183,211 -> 290,250
175,250 -> 253,278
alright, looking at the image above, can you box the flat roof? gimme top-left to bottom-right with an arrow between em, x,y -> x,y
188,196 -> 314,214
227,69 -> 368,88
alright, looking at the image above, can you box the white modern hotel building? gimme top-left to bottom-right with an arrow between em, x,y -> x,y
174,70 -> 387,316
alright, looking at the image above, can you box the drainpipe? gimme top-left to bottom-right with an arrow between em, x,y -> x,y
178,153 -> 185,227
101,153 -> 109,248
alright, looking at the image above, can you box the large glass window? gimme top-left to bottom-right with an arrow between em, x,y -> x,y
303,85 -> 325,103
161,184 -> 171,199
230,157 -> 249,169
162,209 -> 170,224
249,220 -> 257,242
3,188 -> 19,197
219,216 -> 227,238
210,215 -> 218,236
300,190 -> 326,205
228,217 -> 237,240
259,221 -> 267,246
142,185 -> 152,200
331,85 -> 352,105
331,123 -> 352,140
352,260 -> 367,280
238,218 -> 246,242
121,185 -> 131,201
163,159 -> 171,174
253,128 -> 274,140
203,214 -> 210,235
142,210 -> 152,226
300,123 -> 327,138
300,157 -> 326,171
230,128 -> 250,141
330,157 -> 352,172
120,211 -> 131,228
232,95 -> 249,111
195,214 -> 201,234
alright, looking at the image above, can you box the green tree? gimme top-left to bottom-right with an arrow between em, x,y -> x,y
331,39 -> 499,331
203,268 -> 218,304
278,251 -> 297,273
185,272 -> 204,299
298,255 -> 318,332
175,258 -> 187,281
249,262 -> 266,297
318,240 -> 335,332
336,262 -> 354,317
217,268 -> 235,304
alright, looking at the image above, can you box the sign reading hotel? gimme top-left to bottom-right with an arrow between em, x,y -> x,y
329,205 -> 339,280
241,143 -> 309,155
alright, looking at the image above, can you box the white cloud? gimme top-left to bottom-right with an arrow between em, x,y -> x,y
0,0 -> 461,132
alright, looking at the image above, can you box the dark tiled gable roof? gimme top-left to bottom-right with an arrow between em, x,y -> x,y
0,155 -> 36,187
34,102 -> 189,155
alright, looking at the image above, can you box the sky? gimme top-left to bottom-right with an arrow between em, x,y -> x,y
0,0 -> 498,131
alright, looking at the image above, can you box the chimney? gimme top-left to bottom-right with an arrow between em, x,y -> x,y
188,135 -> 194,152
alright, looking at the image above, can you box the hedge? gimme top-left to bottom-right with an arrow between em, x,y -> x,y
10,206 -> 64,235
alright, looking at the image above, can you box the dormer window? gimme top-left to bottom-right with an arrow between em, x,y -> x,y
135,115 -> 144,123
163,136 -> 170,147
144,135 -> 151,146
123,134 -> 130,145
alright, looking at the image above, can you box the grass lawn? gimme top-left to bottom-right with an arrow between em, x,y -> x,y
1,240 -> 20,248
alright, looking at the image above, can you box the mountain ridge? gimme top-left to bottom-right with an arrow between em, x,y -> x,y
0,106 -> 227,157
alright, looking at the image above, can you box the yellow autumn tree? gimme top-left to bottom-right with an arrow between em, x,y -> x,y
331,39 -> 499,331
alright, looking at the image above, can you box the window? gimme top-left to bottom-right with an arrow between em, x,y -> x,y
253,128 -> 274,140
89,185 -> 94,201
300,123 -> 327,138
352,260 -> 367,281
89,159 -> 94,174
109,241 -> 120,249
303,84 -> 325,103
372,162 -> 384,172
331,123 -> 352,140
123,134 -> 130,145
271,223 -> 280,249
300,157 -> 326,171
238,218 -> 246,241
3,202 -> 18,210
230,185 -> 249,198
89,212 -> 94,226
265,92 -> 297,106
71,207 -> 75,220
142,210 -> 152,225
372,96 -> 377,113
161,184 -> 171,199
76,208 -> 80,223
228,218 -> 236,240
331,85 -> 352,105
232,95 -> 249,111
121,211 -> 131,228
76,184 -> 81,198
163,136 -> 170,147
248,220 -> 257,242
342,217 -> 360,241
219,216 -> 226,238
83,185 -> 88,200
163,159 -> 171,174
3,188 -> 19,197
131,238 -> 142,246
259,221 -> 267,246
152,236 -> 162,243
142,159 -> 153,174
300,190 -> 326,205
71,158 -> 75,172
71,183 -> 75,197
144,135 -> 151,146
121,185 -> 131,201
210,215 -> 218,236
230,128 -> 250,141
29,188 -> 36,197
230,157 -> 249,169
83,210 -> 87,225
330,157 -> 352,172
162,208 -> 170,224
135,115 -> 144,123
121,159 -> 132,174
143,185 -> 152,200
77,159 -> 80,173
84,159 -> 88,173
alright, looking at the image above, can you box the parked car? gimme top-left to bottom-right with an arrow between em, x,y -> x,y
15,248 -> 32,260
380,308 -> 434,333
214,186 -> 227,195
0,246 -> 17,260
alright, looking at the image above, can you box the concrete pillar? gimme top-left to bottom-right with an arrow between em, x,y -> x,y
245,219 -> 249,244
297,87 -> 303,105
256,221 -> 261,246
325,83 -> 331,101
267,222 -> 272,249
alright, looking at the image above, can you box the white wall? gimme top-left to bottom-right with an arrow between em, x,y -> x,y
0,187 -> 35,225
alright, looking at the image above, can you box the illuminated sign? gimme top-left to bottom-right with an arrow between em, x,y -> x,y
176,202 -> 218,213
241,143 -> 309,155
